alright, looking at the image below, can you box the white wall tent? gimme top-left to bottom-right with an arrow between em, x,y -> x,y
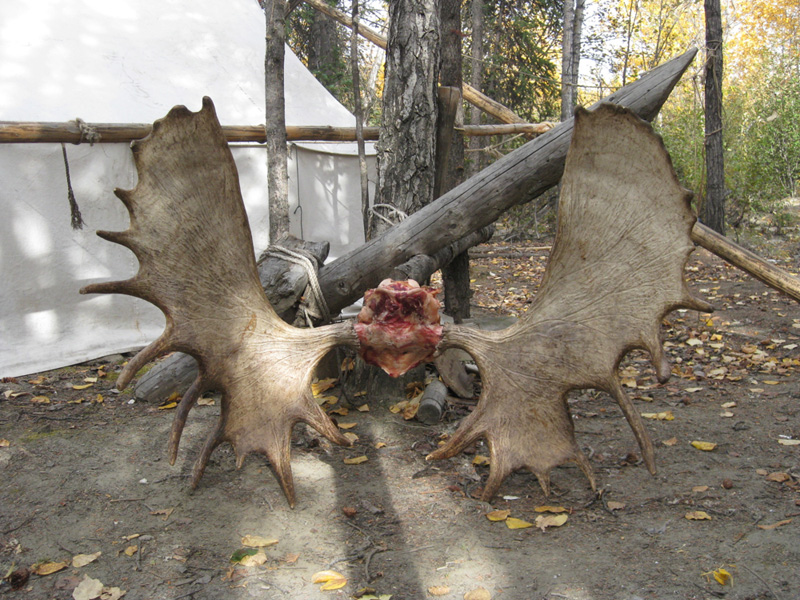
0,0 -> 375,377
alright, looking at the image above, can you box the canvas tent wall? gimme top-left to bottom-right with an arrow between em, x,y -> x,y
0,0 -> 375,377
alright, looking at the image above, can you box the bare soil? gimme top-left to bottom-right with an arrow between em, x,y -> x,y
2,237 -> 799,600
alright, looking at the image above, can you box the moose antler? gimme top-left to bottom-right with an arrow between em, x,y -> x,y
80,98 -> 357,506
427,104 -> 713,500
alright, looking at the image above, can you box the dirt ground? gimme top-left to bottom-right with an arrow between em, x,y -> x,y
2,237 -> 799,600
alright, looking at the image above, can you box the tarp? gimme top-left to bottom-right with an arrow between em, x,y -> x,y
0,0 -> 375,377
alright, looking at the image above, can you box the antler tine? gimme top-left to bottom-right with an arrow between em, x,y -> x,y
608,378 -> 656,474
169,376 -> 206,464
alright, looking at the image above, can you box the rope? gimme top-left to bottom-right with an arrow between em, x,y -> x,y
262,245 -> 330,325
61,143 -> 85,230
369,203 -> 408,227
75,118 -> 101,145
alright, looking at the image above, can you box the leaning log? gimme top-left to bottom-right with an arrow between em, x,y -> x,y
317,49 -> 700,313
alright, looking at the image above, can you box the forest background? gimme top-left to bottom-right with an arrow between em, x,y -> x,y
284,0 -> 800,242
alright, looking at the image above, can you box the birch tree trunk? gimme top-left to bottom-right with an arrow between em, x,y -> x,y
264,0 -> 290,240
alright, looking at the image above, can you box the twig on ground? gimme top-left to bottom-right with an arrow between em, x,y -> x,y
1,512 -> 37,535
741,564 -> 781,600
364,545 -> 387,583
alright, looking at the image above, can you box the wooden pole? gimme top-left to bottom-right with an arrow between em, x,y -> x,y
691,223 -> 800,302
0,121 -> 554,144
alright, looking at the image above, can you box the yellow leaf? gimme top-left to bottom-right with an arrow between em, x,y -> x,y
662,437 -> 678,446
311,378 -> 337,396
329,406 -> 349,416
240,549 -> 268,567
472,455 -> 490,466
72,383 -> 93,390
534,505 -> 567,513
534,513 -> 568,531
765,472 -> 790,482
686,338 -> 703,346
343,432 -> 359,443
506,517 -> 534,529
124,545 -> 138,556
354,391 -> 367,397
32,561 -> 68,575
72,551 -> 101,568
341,357 -> 355,371
312,570 -> 347,591
757,518 -> 792,530
641,411 -> 674,421
344,455 -> 368,465
84,376 -> 98,383
713,568 -> 732,585
374,442 -> 387,449
606,501 -> 625,511
463,586 -> 492,600
338,422 -> 358,430
685,511 -> 712,520
357,403 -> 370,412
197,397 -> 215,406
691,441 -> 717,451
157,401 -> 178,410
691,485 -> 709,493
428,585 -> 451,596
31,395 -> 50,404
0,439 -> 9,447
485,509 -> 510,522
241,535 -> 279,548
316,395 -> 339,406
94,394 -> 104,404
778,439 -> 800,446
721,401 -> 736,408
122,534 -> 140,541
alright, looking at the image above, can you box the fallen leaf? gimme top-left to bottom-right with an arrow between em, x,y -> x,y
463,587 -> 491,600
329,406 -> 349,416
757,518 -> 792,530
0,439 -> 9,447
311,378 -> 337,397
84,377 -> 98,383
606,501 -> 625,511
763,380 -> 780,385
343,432 -> 359,443
485,509 -> 510,522
778,439 -> 800,446
30,395 -> 51,404
765,472 -> 790,482
641,411 -> 674,421
72,552 -> 102,568
374,442 -> 387,449
316,395 -> 338,406
691,485 -> 709,493
691,441 -> 717,451
282,552 -> 300,564
719,411 -> 734,418
72,383 -> 93,390
428,585 -> 451,596
534,505 -> 567,513
239,549 -> 267,567
312,570 -> 347,591
686,338 -> 703,346
338,422 -> 358,430
685,387 -> 703,393
100,587 -> 125,600
72,575 -> 104,600
662,437 -> 678,446
149,508 -> 174,520
721,401 -> 736,408
342,506 -> 358,517
230,548 -> 258,563
534,514 -> 568,531
685,511 -> 712,520
197,397 -> 215,406
712,568 -> 732,586
123,545 -> 138,557
241,535 -> 279,548
32,561 -> 68,576
122,534 -> 140,541
157,401 -> 177,410
357,404 -> 370,412
343,455 -> 368,465
472,455 -> 490,466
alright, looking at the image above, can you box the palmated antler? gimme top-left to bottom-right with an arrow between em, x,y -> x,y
81,98 -> 357,506
428,104 -> 713,500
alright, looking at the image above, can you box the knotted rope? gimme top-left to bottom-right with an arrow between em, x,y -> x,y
262,245 -> 330,326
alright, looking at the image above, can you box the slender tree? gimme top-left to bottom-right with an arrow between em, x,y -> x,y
702,0 -> 725,233
264,0 -> 290,241
560,0 -> 585,121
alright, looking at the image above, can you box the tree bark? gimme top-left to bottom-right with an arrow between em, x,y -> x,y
264,0 -> 291,241
561,0 -> 585,121
468,0 -> 485,175
439,0 -> 470,323
368,0 -> 440,239
350,0 -> 370,242
702,0 -> 725,234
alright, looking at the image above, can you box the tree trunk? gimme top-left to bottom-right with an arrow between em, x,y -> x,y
560,0 -> 575,122
467,0 -> 485,175
702,0 -> 725,234
368,0 -> 440,239
439,0 -> 470,323
264,0 -> 291,241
